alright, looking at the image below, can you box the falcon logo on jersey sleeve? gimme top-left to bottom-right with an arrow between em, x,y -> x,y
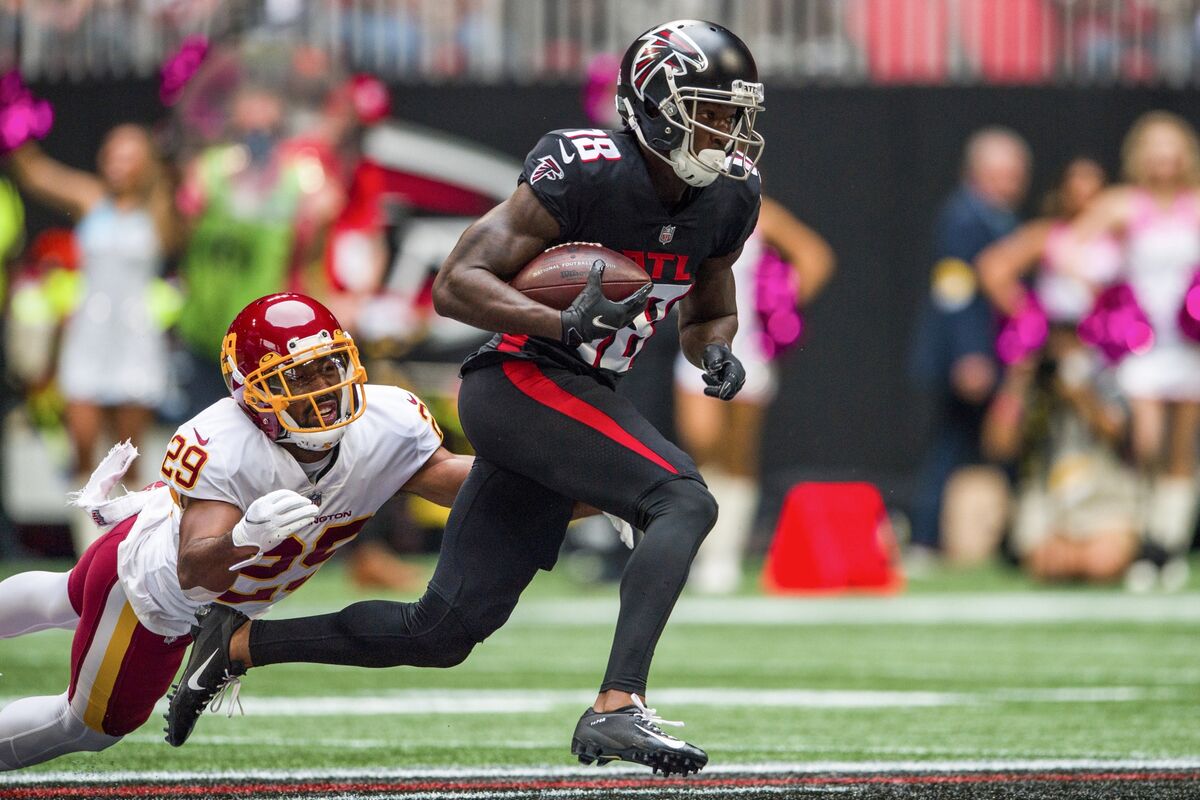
630,25 -> 708,100
530,154 -> 565,184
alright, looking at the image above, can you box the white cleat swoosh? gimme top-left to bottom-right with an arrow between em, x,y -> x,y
635,723 -> 687,749
187,650 -> 219,691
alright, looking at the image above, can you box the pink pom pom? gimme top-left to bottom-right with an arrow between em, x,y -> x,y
995,291 -> 1048,365
1078,283 -> 1155,364
754,246 -> 804,360
1177,268 -> 1200,343
159,35 -> 209,106
349,74 -> 391,125
0,71 -> 23,104
0,71 -> 54,155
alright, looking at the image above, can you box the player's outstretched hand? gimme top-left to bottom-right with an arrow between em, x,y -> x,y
229,489 -> 319,570
560,260 -> 652,348
701,343 -> 746,401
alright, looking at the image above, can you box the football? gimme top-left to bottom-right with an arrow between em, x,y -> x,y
511,242 -> 650,311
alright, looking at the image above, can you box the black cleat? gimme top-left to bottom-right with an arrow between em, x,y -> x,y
570,695 -> 708,776
164,603 -> 249,747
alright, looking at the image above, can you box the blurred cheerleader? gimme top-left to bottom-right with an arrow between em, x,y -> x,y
978,159 -> 1139,581
674,197 -> 834,594
980,157 -> 1116,324
7,125 -> 177,554
1070,112 -> 1200,590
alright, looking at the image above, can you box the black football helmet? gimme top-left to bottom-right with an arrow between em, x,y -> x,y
616,20 -> 765,187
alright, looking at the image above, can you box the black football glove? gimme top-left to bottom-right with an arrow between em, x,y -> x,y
560,260 -> 652,348
701,343 -> 746,401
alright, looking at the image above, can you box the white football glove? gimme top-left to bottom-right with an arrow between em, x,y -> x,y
604,512 -> 638,550
228,489 -> 320,571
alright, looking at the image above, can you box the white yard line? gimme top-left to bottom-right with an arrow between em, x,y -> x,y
0,685 -> 1176,718
8,758 -> 1200,784
497,592 -> 1200,626
12,591 -> 1198,631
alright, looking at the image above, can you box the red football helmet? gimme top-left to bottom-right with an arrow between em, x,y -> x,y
221,293 -> 367,451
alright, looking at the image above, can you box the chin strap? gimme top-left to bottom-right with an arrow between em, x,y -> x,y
669,146 -> 723,187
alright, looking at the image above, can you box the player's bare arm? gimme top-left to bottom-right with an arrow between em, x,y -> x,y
679,249 -> 741,367
679,250 -> 748,401
432,183 -> 563,339
175,498 -> 255,593
401,447 -> 474,508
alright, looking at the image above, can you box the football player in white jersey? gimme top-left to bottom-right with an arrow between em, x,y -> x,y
0,293 -> 472,770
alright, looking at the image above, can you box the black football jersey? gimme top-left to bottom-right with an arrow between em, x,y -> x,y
465,127 -> 761,377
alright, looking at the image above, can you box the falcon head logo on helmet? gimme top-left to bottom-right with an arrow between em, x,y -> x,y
628,25 -> 709,101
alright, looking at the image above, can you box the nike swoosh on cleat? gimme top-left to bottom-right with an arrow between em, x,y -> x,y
186,650 -> 219,691
634,723 -> 687,749
558,140 -> 576,164
592,316 -> 619,331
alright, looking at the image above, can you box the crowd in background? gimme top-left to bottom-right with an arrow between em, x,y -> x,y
7,1 -> 1200,88
912,113 -> 1200,591
1,27 -> 1199,597
0,39 -> 431,590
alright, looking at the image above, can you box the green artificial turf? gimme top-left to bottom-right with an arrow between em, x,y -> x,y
0,556 -> 1196,775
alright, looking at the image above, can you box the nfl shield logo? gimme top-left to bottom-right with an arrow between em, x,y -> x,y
658,224 -> 676,245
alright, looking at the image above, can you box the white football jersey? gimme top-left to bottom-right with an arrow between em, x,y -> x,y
116,384 -> 443,636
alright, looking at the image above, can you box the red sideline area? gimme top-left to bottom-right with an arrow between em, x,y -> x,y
8,771 -> 1200,797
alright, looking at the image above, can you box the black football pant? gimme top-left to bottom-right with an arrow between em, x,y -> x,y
249,359 -> 717,695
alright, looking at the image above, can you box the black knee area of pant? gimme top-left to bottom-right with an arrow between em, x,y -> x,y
637,477 -> 719,548
332,592 -> 479,669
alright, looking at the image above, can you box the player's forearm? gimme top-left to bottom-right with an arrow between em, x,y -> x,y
679,315 -> 737,368
177,534 -> 257,593
433,264 -> 562,339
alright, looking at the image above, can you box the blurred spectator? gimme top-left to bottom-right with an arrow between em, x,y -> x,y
174,81 -> 341,416
849,0 -> 948,84
1070,111 -> 1200,591
5,126 -> 177,554
908,127 -> 1030,559
675,197 -> 834,594
1065,0 -> 1159,83
965,0 -> 1059,84
971,157 -> 1139,580
982,329 -> 1137,582
980,158 -> 1115,324
4,229 -> 77,394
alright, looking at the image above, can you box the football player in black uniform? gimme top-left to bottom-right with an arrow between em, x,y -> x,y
167,19 -> 764,776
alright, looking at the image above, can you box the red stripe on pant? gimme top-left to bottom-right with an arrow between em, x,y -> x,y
501,359 -> 678,474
